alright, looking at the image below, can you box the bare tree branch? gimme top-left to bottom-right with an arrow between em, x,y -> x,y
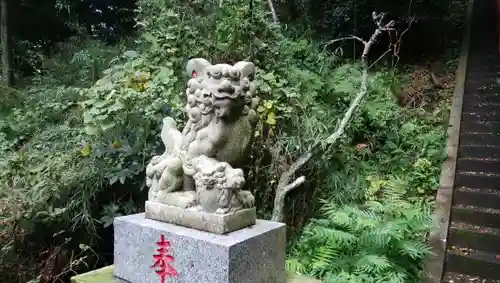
271,176 -> 306,221
1,0 -> 10,86
270,12 -> 402,222
323,35 -> 366,53
267,0 -> 279,24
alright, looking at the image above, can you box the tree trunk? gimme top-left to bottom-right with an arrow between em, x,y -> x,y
1,0 -> 9,86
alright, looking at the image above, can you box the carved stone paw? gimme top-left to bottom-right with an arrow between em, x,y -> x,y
145,162 -> 154,177
238,190 -> 255,208
150,155 -> 163,166
146,177 -> 153,188
151,191 -> 197,209
215,207 -> 232,214
187,205 -> 202,212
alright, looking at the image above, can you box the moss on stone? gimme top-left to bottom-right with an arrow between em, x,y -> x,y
70,265 -> 322,283
286,272 -> 323,283
70,265 -> 119,283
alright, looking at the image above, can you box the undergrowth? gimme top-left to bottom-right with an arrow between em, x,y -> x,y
0,0 -> 461,281
284,56 -> 455,281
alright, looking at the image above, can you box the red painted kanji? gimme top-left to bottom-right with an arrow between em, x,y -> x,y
152,234 -> 178,283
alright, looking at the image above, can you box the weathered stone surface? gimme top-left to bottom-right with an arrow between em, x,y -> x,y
71,266 -> 322,283
149,191 -> 197,209
145,201 -> 256,234
114,213 -> 285,283
144,59 -> 259,223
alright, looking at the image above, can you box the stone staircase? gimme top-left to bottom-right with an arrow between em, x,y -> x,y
439,0 -> 500,281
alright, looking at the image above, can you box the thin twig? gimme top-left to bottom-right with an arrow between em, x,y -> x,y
369,49 -> 392,69
267,0 -> 279,24
392,15 -> 415,67
322,35 -> 366,53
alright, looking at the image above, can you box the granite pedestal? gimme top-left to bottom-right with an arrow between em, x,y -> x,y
114,213 -> 286,283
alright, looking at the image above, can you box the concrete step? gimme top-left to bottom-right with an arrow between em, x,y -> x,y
451,205 -> 500,229
455,172 -> 500,190
462,102 -> 500,113
463,92 -> 500,103
460,133 -> 500,146
446,247 -> 500,280
443,271 -> 500,282
460,121 -> 500,134
454,187 -> 500,209
448,222 -> 500,252
459,145 -> 500,159
462,112 -> 500,123
456,158 -> 500,173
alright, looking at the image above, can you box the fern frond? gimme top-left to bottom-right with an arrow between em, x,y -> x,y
324,272 -> 365,283
326,210 -> 353,228
310,250 -> 340,278
376,271 -> 408,283
353,254 -> 392,273
364,200 -> 386,213
309,225 -> 357,245
312,243 -> 339,266
286,258 -> 307,274
396,240 -> 431,260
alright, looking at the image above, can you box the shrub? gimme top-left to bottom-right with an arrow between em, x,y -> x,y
0,0 -> 453,281
288,196 -> 432,282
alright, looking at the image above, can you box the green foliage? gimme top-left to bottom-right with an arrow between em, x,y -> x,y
0,39 -> 131,281
287,179 -> 434,282
285,71 -> 449,280
0,0 -> 454,281
10,0 -> 136,78
280,0 -> 467,59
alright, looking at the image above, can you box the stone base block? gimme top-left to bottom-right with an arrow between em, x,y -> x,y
145,200 -> 256,234
114,213 -> 286,283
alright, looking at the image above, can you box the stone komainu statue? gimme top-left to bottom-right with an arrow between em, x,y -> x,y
145,58 -> 259,214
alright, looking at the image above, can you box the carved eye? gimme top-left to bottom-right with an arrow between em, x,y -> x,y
209,67 -> 222,79
230,67 -> 240,79
241,78 -> 250,90
187,95 -> 196,106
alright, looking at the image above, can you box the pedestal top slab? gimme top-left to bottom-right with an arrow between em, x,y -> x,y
116,212 -> 277,246
144,201 -> 256,234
